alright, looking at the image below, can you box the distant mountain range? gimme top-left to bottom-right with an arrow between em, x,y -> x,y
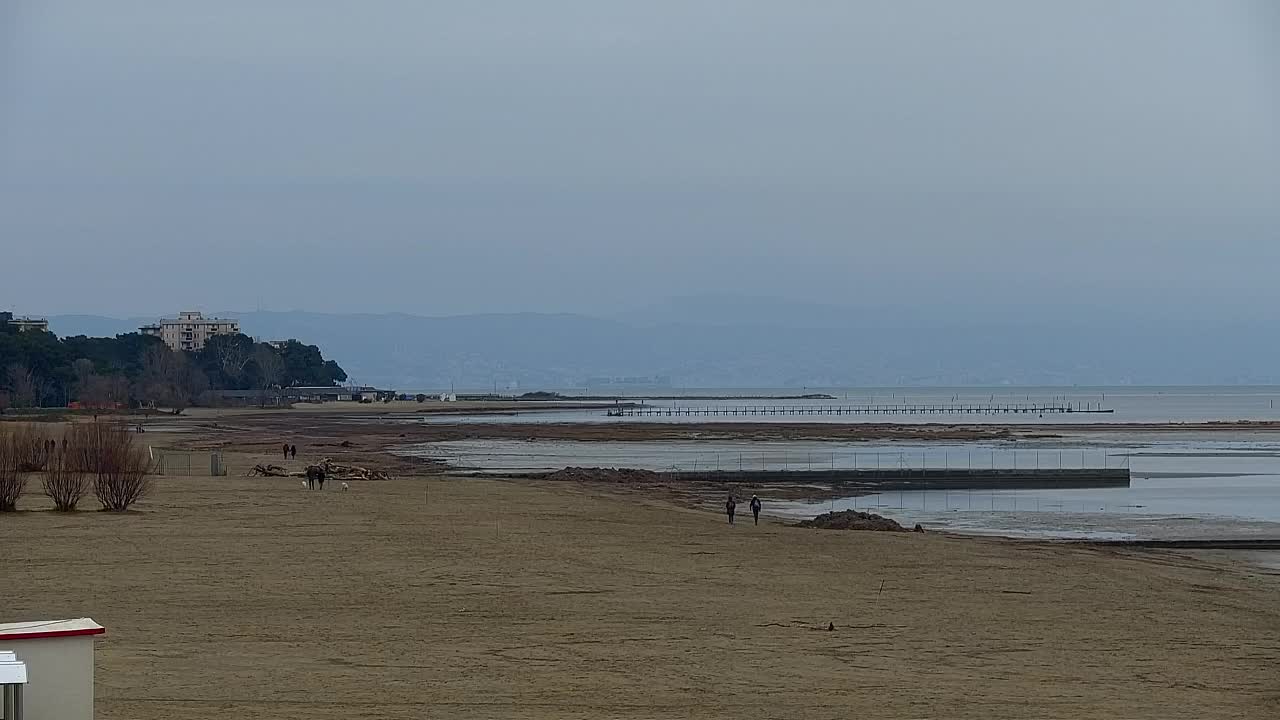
45,297 -> 1280,390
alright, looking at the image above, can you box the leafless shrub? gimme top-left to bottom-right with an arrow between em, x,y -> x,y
11,423 -> 51,472
5,363 -> 39,408
0,427 -> 25,512
42,438 -> 89,512
89,424 -> 153,512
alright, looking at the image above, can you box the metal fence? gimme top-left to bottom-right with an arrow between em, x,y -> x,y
665,449 -> 1128,474
820,487 -> 1146,515
152,450 -> 228,477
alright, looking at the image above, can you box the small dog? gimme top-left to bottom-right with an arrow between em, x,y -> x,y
302,480 -> 308,490
341,482 -> 350,492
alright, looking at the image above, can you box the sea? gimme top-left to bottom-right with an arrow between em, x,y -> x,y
419,385 -> 1280,424
403,386 -> 1280,541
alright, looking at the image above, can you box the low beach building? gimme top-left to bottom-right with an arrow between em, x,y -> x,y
285,385 -> 394,403
0,618 -> 104,720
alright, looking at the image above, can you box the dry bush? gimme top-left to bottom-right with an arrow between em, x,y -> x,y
42,439 -> 89,512
11,423 -> 52,472
88,424 -> 152,512
67,423 -> 106,475
0,426 -> 25,511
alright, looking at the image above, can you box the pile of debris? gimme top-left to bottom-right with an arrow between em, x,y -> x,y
249,463 -> 292,477
320,459 -> 392,481
796,510 -> 916,532
542,466 -> 661,483
248,458 -> 392,481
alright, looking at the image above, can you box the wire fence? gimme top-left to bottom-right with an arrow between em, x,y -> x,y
662,449 -> 1127,474
819,486 -> 1147,515
152,450 -> 228,477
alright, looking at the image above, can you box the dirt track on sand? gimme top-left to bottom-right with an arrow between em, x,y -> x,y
8,461 -> 1280,718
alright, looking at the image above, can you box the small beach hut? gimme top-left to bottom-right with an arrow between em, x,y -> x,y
0,619 -> 104,720
0,651 -> 27,720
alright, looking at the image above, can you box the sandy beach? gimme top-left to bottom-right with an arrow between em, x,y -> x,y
6,419 -> 1280,719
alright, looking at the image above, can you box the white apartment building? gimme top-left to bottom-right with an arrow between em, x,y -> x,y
5,316 -> 49,333
140,311 -> 241,352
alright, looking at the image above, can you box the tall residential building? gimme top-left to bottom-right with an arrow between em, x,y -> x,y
2,313 -> 49,333
140,311 -> 241,352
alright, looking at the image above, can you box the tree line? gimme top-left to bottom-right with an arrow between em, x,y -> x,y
0,313 -> 347,410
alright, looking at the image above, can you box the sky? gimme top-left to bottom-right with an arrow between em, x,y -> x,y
2,1 -> 1278,321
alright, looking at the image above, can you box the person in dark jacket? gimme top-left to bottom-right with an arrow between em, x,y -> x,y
750,495 -> 762,525
290,444 -> 297,459
725,495 -> 737,525
283,443 -> 290,460
306,464 -> 326,491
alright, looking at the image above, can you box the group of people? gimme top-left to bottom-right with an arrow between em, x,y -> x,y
724,494 -> 763,525
282,444 -> 297,460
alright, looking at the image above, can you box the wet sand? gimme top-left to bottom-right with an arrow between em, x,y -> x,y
6,429 -> 1280,718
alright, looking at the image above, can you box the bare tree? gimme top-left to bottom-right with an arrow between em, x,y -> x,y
72,358 -> 96,400
252,345 -> 285,406
105,373 -> 131,406
43,434 -> 88,511
90,424 -> 152,512
6,363 -> 38,408
172,353 -> 209,412
11,423 -> 51,471
137,346 -> 207,411
215,335 -> 253,381
0,427 -> 25,512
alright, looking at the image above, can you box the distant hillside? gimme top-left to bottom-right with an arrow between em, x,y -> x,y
47,308 -> 1280,390
50,314 -> 148,338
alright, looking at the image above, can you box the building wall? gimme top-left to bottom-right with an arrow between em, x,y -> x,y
6,318 -> 49,333
5,636 -> 95,720
141,313 -> 240,351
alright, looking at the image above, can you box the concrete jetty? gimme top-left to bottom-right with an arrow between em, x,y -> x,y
661,467 -> 1130,492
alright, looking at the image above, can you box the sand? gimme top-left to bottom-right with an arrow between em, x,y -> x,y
7,453 -> 1280,719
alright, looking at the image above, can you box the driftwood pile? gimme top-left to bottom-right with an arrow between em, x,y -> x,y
318,459 -> 393,481
249,464 -> 293,477
249,458 -> 392,481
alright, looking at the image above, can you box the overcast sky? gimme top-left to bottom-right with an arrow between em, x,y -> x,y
2,1 -> 1277,320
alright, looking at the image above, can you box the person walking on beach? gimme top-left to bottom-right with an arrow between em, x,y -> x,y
725,494 -> 737,525
283,443 -> 290,460
290,444 -> 297,459
750,494 -> 762,525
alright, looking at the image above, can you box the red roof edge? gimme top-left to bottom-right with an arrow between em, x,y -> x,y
0,627 -> 106,641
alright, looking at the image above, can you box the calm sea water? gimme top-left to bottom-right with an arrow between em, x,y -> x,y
419,386 -> 1280,425
403,387 -> 1280,539
410,434 -> 1280,539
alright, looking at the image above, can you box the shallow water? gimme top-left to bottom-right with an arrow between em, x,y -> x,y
404,434 -> 1280,539
399,385 -> 1280,539
771,474 -> 1280,528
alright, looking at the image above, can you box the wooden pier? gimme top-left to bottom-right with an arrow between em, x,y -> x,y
607,403 -> 1113,418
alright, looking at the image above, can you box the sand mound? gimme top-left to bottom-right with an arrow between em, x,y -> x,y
797,510 -> 910,532
543,466 -> 661,483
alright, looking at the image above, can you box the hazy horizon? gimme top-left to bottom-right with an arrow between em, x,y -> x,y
37,299 -> 1280,389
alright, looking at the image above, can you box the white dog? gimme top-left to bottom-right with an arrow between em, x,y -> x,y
302,480 -> 308,490
341,482 -> 350,492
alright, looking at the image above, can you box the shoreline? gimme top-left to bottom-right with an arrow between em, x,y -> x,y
148,409 -> 1280,545
180,412 -> 1280,448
